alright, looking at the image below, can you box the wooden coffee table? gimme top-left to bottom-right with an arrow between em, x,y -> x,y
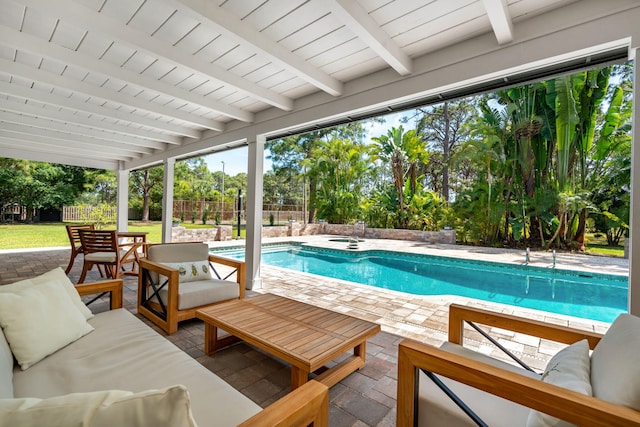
196,293 -> 381,389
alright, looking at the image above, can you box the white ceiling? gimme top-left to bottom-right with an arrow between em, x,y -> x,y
0,0 -> 638,170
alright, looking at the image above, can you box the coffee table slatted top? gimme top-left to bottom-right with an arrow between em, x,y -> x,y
197,293 -> 381,388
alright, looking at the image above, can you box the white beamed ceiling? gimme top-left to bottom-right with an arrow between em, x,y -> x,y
0,0 -> 637,170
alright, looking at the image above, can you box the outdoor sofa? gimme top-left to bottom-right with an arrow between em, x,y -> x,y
397,304 -> 640,426
0,268 -> 328,426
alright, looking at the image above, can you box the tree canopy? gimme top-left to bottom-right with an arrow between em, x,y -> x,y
1,62 -> 631,251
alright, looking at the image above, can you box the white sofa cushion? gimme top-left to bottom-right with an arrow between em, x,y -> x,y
526,339 -> 592,427
0,267 -> 93,320
12,309 -> 262,426
158,279 -> 240,310
163,260 -> 213,283
0,328 -> 13,398
591,313 -> 640,410
0,385 -> 196,427
417,342 -> 538,427
0,279 -> 94,370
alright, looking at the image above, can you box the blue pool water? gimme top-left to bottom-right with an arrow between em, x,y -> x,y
213,244 -> 628,323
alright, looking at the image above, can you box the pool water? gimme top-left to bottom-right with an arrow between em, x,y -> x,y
213,244 -> 628,323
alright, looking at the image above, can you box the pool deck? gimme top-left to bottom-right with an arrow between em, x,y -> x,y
213,235 -> 627,370
0,237 -> 629,425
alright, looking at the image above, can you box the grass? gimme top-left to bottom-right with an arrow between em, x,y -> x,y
0,222 -> 246,250
0,223 -> 622,255
584,233 -> 625,258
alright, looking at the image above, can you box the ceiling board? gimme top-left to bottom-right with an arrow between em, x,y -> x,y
0,0 -> 632,170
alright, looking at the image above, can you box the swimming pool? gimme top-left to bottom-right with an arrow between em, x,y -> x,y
212,244 -> 628,323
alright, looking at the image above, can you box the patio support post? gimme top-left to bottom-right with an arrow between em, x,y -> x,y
629,46 -> 640,316
245,134 -> 265,290
162,158 -> 176,243
116,169 -> 129,232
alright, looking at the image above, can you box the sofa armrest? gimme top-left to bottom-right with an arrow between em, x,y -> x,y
448,303 -> 603,348
238,380 -> 329,427
208,254 -> 246,298
75,279 -> 123,310
397,339 -> 640,427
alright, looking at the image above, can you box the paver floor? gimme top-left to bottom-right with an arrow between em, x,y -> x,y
0,237 -> 627,426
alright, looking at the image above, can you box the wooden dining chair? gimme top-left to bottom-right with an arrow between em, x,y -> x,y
77,229 -> 121,284
64,224 -> 95,274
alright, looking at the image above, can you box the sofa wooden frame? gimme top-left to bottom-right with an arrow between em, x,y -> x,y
138,248 -> 246,334
75,278 -> 123,310
75,278 -> 329,426
396,304 -> 640,427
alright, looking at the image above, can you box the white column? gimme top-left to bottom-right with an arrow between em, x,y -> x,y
630,48 -> 640,316
245,135 -> 265,290
116,169 -> 129,232
162,158 -> 176,243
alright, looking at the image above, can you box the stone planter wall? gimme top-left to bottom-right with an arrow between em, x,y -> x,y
171,223 -> 455,245
269,221 -> 455,244
171,225 -> 232,242
261,226 -> 289,238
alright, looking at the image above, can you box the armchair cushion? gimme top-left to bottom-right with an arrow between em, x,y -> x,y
0,385 -> 196,427
158,279 -> 240,310
526,339 -> 591,427
163,260 -> 213,283
418,342 -> 538,427
591,313 -> 640,410
0,279 -> 93,369
85,252 -> 118,263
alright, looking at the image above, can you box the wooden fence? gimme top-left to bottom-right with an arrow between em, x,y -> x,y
63,202 -> 305,225
63,206 -> 117,222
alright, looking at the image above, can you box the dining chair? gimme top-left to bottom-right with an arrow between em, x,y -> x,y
77,229 -> 120,284
64,224 -> 95,274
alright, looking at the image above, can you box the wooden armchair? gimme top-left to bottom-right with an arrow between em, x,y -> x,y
64,224 -> 95,273
137,242 -> 246,334
77,229 -> 120,284
397,304 -> 640,427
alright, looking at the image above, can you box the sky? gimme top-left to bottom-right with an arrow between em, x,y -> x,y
203,146 -> 271,177
202,111 -> 408,177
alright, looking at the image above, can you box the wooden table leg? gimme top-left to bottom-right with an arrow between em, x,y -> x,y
354,341 -> 367,362
204,323 -> 219,356
291,365 -> 310,390
203,324 -> 240,355
314,340 -> 369,388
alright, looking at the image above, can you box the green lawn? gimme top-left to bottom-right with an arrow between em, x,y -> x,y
0,223 -> 622,256
0,222 -> 246,250
584,233 -> 625,258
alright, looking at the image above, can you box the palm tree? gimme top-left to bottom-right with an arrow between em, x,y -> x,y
371,126 -> 428,228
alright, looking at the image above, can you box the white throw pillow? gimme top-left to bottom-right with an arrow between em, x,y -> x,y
0,267 -> 93,320
591,313 -> 640,410
526,339 -> 592,427
163,260 -> 213,283
0,385 -> 197,427
0,279 -> 94,370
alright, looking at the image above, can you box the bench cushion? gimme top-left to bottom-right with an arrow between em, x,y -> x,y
526,339 -> 591,427
591,313 -> 640,410
0,279 -> 94,370
0,385 -> 196,427
0,329 -> 13,398
0,267 -> 93,320
12,308 -> 261,426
